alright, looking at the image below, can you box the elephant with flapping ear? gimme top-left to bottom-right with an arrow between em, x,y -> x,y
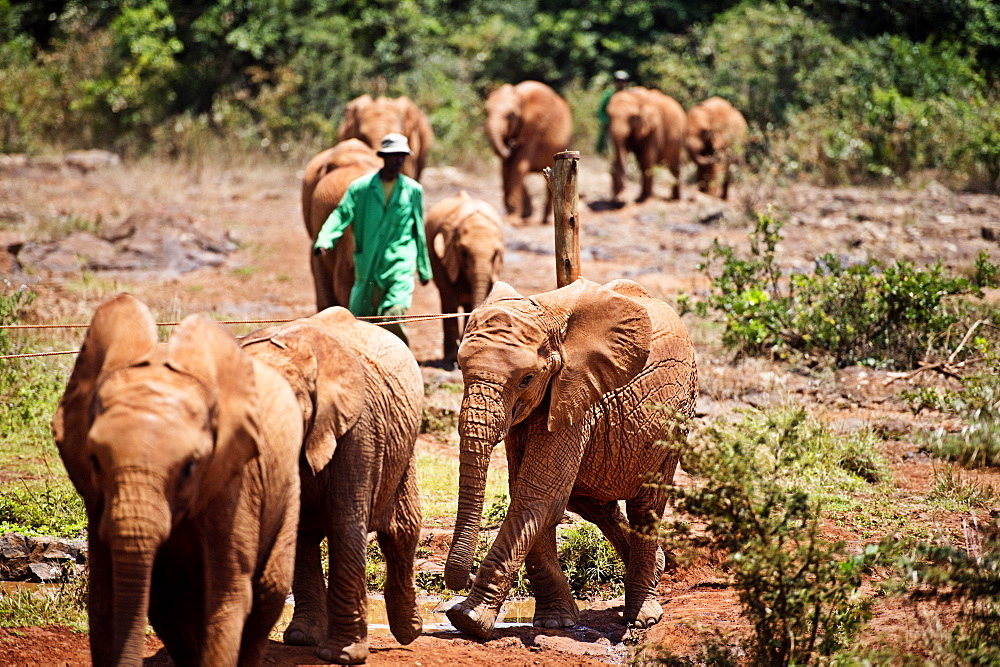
444,278 -> 698,639
240,306 -> 424,665
52,293 -> 303,666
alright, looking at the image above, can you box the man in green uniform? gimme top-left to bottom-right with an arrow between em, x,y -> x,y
313,133 -> 432,345
595,70 -> 630,155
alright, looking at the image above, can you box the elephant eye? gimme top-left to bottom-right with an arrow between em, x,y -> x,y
518,374 -> 535,389
89,455 -> 101,475
179,459 -> 196,482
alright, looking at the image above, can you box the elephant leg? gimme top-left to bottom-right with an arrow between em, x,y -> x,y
720,161 -> 732,200
86,533 -> 114,665
541,184 -> 553,225
667,149 -> 683,201
148,554 -> 202,665
241,500 -> 299,664
637,148 -> 656,202
317,512 -> 370,665
622,481 -> 672,628
448,443 -> 578,639
567,496 -> 630,565
501,157 -> 518,217
440,290 -> 461,364
611,145 -> 628,201
524,522 -> 578,630
311,253 -> 336,312
520,176 -> 533,221
374,463 -> 422,645
285,513 -> 328,646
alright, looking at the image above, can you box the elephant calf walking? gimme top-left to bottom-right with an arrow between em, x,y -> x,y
444,278 -> 698,639
240,307 -> 424,665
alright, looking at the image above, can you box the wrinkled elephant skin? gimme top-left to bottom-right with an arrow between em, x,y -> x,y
484,81 -> 572,224
52,294 -> 303,666
241,307 -> 424,665
444,278 -> 698,639
607,86 -> 687,203
425,191 -> 505,363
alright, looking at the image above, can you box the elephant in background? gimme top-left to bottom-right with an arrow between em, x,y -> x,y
337,94 -> 433,180
607,86 -> 687,202
240,306 -> 423,665
52,294 -> 303,666
484,80 -> 572,224
685,96 -> 748,200
444,278 -> 698,639
425,191 -> 505,364
302,139 -> 382,311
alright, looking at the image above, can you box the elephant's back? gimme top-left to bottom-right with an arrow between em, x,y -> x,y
309,163 -> 378,239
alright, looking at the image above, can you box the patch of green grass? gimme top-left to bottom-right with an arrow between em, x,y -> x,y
0,578 -> 88,631
928,465 -> 999,511
232,265 -> 259,281
559,521 -> 625,599
35,213 -> 101,242
415,449 -> 507,526
64,272 -> 131,299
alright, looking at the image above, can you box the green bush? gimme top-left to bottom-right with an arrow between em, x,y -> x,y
680,214 -> 999,369
663,407 -> 888,664
559,522 -> 625,599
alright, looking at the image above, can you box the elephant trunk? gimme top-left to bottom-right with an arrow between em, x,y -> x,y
103,471 -> 171,664
445,382 -> 505,591
469,258 -> 494,308
485,115 -> 511,160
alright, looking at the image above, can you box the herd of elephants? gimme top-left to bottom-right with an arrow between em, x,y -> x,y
51,79 -> 741,664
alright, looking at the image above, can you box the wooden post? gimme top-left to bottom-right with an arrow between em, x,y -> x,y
544,150 -> 581,288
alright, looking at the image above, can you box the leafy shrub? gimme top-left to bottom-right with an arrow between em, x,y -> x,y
0,483 -> 86,538
559,522 -> 625,599
680,214 -> 998,369
0,576 -> 88,630
662,407 -> 887,664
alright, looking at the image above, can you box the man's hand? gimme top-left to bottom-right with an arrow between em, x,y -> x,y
314,245 -> 329,257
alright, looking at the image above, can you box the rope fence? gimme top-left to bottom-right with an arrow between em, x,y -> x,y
0,311 -> 470,360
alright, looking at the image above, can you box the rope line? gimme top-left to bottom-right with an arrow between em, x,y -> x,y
0,311 -> 470,360
0,311 -> 468,330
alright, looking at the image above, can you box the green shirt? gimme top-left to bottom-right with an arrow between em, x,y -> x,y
314,171 -> 432,316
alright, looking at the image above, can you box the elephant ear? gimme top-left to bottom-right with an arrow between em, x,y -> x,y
532,279 -> 652,432
268,324 -> 365,475
433,227 -> 462,283
53,293 -> 158,501
166,314 -> 261,507
337,94 -> 373,142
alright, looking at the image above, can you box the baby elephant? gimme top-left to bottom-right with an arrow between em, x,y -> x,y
425,191 -> 504,364
52,294 -> 303,666
685,96 -> 748,200
240,307 -> 424,665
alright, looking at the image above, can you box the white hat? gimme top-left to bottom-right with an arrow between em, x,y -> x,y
378,133 -> 412,156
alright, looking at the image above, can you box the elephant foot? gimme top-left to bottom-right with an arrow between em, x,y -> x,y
387,603 -> 422,645
532,598 -> 579,630
284,622 -> 322,647
623,598 -> 663,629
446,600 -> 497,639
316,638 -> 368,665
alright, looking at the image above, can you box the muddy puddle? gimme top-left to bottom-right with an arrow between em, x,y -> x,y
276,595 -> 592,635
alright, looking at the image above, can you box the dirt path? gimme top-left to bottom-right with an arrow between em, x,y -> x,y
2,154 -> 999,664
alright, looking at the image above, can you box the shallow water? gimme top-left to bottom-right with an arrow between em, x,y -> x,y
276,595 -> 590,635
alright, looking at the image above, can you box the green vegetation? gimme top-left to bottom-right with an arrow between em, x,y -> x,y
0,286 -> 84,538
0,579 -> 88,631
680,214 -> 1000,370
2,1 -> 997,189
662,407 -> 891,664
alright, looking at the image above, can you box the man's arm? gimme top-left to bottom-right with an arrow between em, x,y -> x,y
412,186 -> 432,284
313,184 -> 357,254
